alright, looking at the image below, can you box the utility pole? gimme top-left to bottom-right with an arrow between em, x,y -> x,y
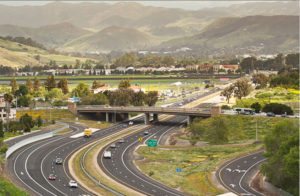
255,119 -> 258,142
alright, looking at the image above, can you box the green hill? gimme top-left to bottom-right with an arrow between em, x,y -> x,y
0,38 -> 92,67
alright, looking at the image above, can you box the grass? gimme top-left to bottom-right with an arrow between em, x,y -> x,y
16,109 -> 76,121
0,177 -> 28,196
74,119 -> 110,129
3,131 -> 23,140
136,144 -> 262,196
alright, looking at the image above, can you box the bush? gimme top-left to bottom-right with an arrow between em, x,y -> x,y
262,103 -> 293,115
250,102 -> 262,113
221,105 -> 231,110
149,171 -> 154,176
0,144 -> 8,154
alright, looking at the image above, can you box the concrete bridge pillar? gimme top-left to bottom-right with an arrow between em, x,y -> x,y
144,113 -> 150,125
153,113 -> 159,122
106,112 -> 109,122
187,116 -> 193,125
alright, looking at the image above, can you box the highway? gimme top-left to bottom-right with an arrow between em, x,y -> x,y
6,88 -> 221,195
6,120 -> 144,196
216,151 -> 266,196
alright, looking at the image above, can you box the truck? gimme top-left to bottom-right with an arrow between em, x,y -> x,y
83,129 -> 92,138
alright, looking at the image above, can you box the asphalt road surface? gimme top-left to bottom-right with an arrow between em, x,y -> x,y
216,151 -> 266,196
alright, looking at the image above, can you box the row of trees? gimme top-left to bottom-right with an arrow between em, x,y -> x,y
76,80 -> 159,107
221,78 -> 252,103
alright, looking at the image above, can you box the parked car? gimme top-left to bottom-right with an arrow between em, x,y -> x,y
69,180 -> 78,188
267,112 -> 276,117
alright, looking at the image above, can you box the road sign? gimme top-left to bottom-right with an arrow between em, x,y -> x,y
138,137 -> 143,142
176,168 -> 182,172
147,139 -> 157,147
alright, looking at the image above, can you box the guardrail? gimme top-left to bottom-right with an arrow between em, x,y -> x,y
5,122 -> 69,159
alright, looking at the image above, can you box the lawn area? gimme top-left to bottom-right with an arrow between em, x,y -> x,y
16,109 -> 76,121
0,176 -> 28,196
136,144 -> 261,196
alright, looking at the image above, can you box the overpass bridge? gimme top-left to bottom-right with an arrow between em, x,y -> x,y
70,104 -> 221,124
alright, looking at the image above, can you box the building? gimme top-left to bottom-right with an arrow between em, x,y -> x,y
0,94 -> 16,122
213,64 -> 239,73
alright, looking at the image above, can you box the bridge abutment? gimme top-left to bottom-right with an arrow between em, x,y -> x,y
144,113 -> 150,125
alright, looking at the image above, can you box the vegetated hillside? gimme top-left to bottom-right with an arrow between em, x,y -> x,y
62,26 -> 154,53
0,38 -> 91,67
159,15 -> 299,54
0,22 -> 90,48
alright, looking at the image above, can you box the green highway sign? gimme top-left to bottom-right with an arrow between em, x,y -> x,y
147,139 -> 158,147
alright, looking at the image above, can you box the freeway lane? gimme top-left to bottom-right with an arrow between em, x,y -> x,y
7,119 -> 144,196
216,151 -> 266,196
99,116 -> 186,196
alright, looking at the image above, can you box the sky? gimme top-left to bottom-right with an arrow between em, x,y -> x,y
0,1 -> 250,10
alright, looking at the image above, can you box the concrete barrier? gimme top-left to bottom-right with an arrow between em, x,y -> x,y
5,122 -> 69,159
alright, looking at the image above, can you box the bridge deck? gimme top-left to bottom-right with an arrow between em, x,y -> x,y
77,105 -> 211,117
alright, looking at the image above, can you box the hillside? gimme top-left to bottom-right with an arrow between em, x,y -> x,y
158,15 -> 299,54
0,1 -> 298,53
0,38 -> 91,67
0,23 -> 90,48
62,26 -> 154,53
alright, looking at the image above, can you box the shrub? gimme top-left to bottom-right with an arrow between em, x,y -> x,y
221,105 -> 231,110
0,144 -> 8,154
251,102 -> 262,113
149,171 -> 154,176
262,103 -> 293,115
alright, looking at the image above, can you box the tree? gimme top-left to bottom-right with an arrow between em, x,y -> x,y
220,85 -> 234,103
0,121 -> 4,138
91,80 -> 105,89
35,116 -> 43,127
45,88 -> 64,102
233,78 -> 252,99
252,73 -> 269,89
107,89 -> 133,106
131,91 -> 145,106
72,82 -> 90,97
261,120 -> 299,195
15,85 -> 29,97
250,102 -> 261,113
262,103 -> 293,115
19,113 -> 34,132
205,117 -> 228,144
114,53 -> 137,67
144,91 -> 158,106
80,93 -> 108,105
57,78 -> 69,94
25,78 -> 33,93
240,57 -> 257,73
10,78 -> 18,94
285,53 -> 299,68
33,77 -> 41,91
44,75 -> 56,91
4,93 -> 13,128
17,95 -> 31,107
118,80 -> 131,89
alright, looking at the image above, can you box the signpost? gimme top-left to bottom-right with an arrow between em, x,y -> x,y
147,139 -> 157,147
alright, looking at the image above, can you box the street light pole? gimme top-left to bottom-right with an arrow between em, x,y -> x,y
256,119 -> 258,142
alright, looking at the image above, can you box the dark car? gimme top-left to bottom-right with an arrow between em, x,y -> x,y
267,112 -> 276,117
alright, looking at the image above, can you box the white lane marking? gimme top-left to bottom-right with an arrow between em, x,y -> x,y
25,137 -> 64,196
120,126 -> 183,196
238,158 -> 267,195
217,151 -> 264,195
13,139 -> 56,196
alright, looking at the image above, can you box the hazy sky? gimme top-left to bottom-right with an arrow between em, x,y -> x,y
0,1 -> 249,10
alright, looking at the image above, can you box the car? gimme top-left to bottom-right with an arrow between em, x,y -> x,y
110,143 -> 117,148
103,151 -> 112,159
267,112 -> 276,117
144,131 -> 149,135
55,158 -> 63,165
69,180 -> 78,188
48,174 -> 56,180
128,121 -> 134,126
118,138 -> 125,143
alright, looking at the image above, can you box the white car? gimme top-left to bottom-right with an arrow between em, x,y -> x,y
103,151 -> 112,159
128,121 -> 134,125
69,180 -> 78,188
